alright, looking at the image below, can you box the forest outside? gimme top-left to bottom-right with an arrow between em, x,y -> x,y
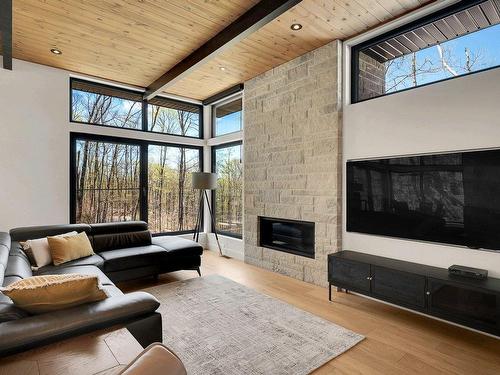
72,85 -> 202,233
75,140 -> 141,224
148,145 -> 200,233
214,144 -> 243,237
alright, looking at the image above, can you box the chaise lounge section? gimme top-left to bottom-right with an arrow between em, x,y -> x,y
0,221 -> 203,357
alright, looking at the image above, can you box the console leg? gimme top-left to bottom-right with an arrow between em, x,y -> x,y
196,268 -> 201,277
329,283 -> 332,301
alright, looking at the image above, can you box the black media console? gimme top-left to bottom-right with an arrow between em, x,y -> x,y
328,251 -> 500,336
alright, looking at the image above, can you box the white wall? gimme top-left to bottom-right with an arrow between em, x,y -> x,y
343,67 -> 500,277
0,60 -> 70,231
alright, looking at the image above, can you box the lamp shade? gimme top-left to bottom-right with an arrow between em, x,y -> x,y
192,172 -> 218,190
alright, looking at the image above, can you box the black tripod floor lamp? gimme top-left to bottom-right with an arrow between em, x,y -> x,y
192,172 -> 223,256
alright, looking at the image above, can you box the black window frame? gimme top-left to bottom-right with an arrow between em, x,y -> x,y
211,96 -> 243,138
70,78 -> 204,139
211,140 -> 243,239
351,0 -> 500,104
70,132 -> 204,236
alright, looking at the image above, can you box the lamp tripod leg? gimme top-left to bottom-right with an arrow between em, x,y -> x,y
204,190 -> 223,256
193,190 -> 204,242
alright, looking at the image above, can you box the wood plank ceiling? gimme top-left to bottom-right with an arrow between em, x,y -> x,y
12,0 -> 433,100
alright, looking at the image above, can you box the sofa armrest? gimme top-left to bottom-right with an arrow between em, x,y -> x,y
120,343 -> 187,375
0,291 -> 160,357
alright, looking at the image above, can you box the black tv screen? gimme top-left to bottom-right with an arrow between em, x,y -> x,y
347,149 -> 500,251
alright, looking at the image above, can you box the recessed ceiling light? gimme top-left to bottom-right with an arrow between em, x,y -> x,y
219,66 -> 226,71
50,48 -> 62,55
290,23 -> 302,31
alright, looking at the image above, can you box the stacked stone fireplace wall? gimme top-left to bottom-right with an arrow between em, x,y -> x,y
243,41 -> 342,287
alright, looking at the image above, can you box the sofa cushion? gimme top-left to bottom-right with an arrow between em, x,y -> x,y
5,255 -> 33,280
0,232 -> 10,265
100,245 -> 168,273
1,274 -> 108,314
90,221 -> 148,235
21,231 -> 79,267
10,224 -> 92,242
152,236 -> 203,258
47,232 -> 95,266
92,230 -> 152,253
0,293 -> 29,323
9,242 -> 31,262
36,254 -> 104,274
101,284 -> 124,298
3,275 -> 23,287
35,265 -> 114,286
0,233 -> 10,286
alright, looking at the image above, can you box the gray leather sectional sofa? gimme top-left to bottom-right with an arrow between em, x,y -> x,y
0,221 -> 203,357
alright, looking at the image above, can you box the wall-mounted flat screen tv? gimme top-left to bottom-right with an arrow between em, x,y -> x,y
347,149 -> 500,251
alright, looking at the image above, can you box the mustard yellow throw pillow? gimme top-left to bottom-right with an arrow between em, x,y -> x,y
47,231 -> 94,266
1,274 -> 107,314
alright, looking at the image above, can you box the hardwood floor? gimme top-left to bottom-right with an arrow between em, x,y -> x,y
120,250 -> 500,375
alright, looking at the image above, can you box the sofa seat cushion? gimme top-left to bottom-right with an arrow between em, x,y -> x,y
36,254 -> 105,274
35,265 -> 113,286
2,275 -> 23,287
152,236 -> 203,258
0,291 -> 159,356
0,293 -> 29,323
100,245 -> 168,273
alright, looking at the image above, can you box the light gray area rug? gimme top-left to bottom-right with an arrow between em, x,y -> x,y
145,275 -> 363,375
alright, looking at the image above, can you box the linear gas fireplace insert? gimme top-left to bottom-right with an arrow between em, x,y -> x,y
259,216 -> 315,258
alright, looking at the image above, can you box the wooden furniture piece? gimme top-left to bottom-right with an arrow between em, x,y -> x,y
0,326 -> 143,375
328,251 -> 500,337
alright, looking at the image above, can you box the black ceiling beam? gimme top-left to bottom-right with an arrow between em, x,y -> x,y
0,0 -> 12,70
144,0 -> 302,100
203,84 -> 244,106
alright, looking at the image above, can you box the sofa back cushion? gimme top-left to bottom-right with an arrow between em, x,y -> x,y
90,221 -> 148,235
92,230 -> 152,253
4,252 -> 33,282
10,224 -> 92,242
90,222 -> 151,253
0,233 -> 10,286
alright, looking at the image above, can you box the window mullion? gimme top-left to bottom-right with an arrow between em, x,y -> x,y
139,142 -> 149,223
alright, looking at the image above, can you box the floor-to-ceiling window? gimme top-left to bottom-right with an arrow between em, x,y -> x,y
148,145 -> 201,233
70,79 -> 203,235
211,95 -> 243,239
212,142 -> 243,238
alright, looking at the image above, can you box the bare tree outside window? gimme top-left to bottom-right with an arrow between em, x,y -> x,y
148,102 -> 200,137
214,144 -> 243,237
72,89 -> 142,129
72,86 -> 202,231
148,145 -> 200,233
357,22 -> 500,101
76,140 -> 141,223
